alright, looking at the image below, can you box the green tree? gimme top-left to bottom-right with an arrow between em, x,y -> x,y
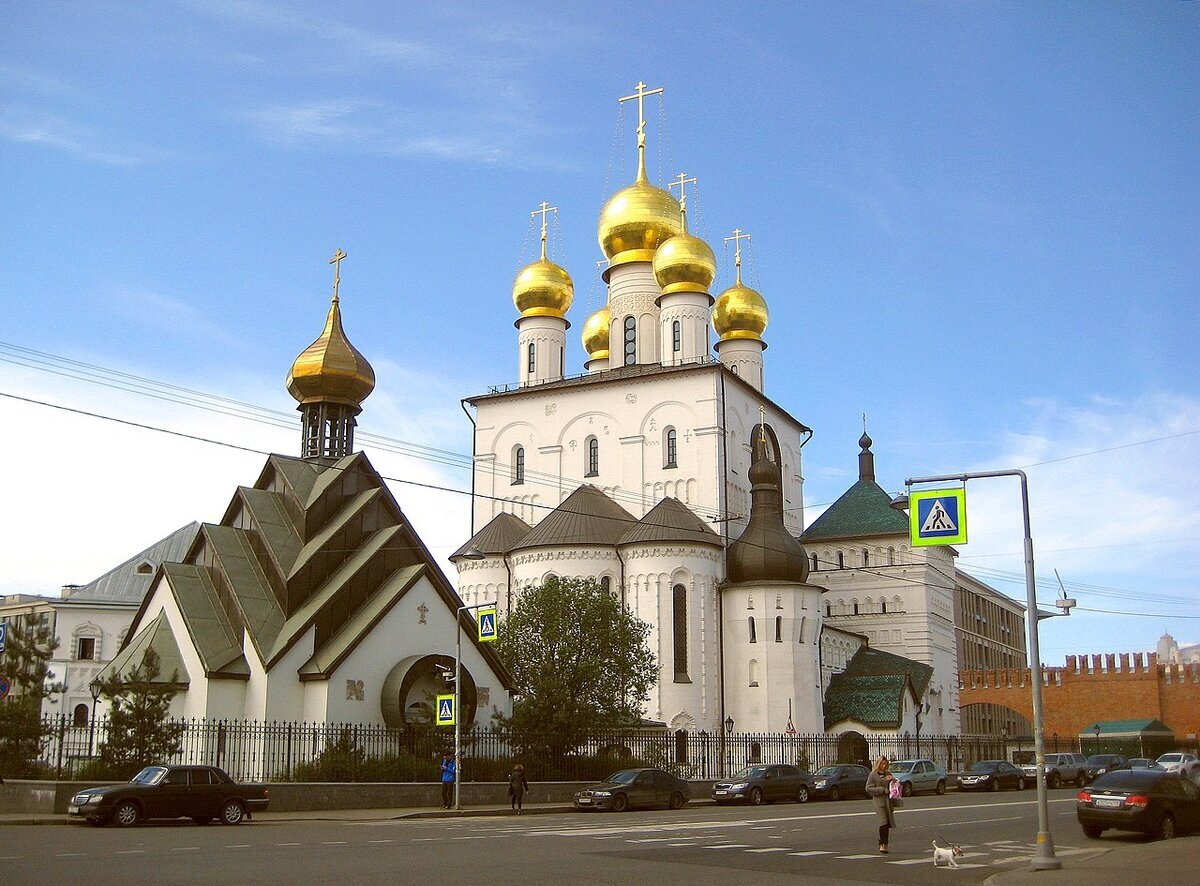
96,647 -> 185,778
0,618 -> 64,777
494,576 -> 657,753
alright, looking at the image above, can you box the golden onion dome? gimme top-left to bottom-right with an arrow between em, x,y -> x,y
581,306 -> 611,359
712,280 -> 769,342
598,173 -> 681,269
513,257 -> 574,320
286,297 -> 376,406
653,228 -> 716,296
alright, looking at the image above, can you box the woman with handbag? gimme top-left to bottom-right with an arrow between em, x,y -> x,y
865,756 -> 898,853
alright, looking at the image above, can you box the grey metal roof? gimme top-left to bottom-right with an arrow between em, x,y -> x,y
619,497 -> 722,548
64,522 -> 200,603
450,512 -> 532,561
98,611 -> 190,686
511,485 -> 637,551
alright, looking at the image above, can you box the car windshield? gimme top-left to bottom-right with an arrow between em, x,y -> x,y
815,767 -> 841,777
968,762 -> 998,773
889,762 -> 916,773
605,770 -> 641,785
1157,754 -> 1182,763
731,768 -> 767,780
130,766 -> 167,785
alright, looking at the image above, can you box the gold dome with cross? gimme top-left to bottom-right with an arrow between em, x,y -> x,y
513,201 -> 574,320
653,172 -> 716,296
712,229 -> 768,341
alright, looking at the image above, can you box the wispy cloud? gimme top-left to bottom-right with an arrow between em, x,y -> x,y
0,111 -> 149,166
107,286 -> 243,347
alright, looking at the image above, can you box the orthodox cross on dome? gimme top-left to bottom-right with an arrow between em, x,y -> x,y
759,405 -> 767,446
724,228 -> 751,284
531,201 -> 558,260
669,172 -> 697,226
329,248 -> 347,303
618,80 -> 664,181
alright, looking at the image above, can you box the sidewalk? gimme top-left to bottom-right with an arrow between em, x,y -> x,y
985,835 -> 1199,886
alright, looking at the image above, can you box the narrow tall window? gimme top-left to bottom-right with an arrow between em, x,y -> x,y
775,616 -> 783,643
748,616 -> 757,643
861,548 -> 869,566
527,342 -> 535,375
881,600 -> 887,614
512,446 -> 524,485
665,428 -> 677,468
584,436 -> 598,476
811,553 -> 819,571
623,315 -> 637,365
836,551 -> 845,568
600,576 -> 611,596
853,601 -> 860,615
672,319 -> 681,353
673,584 -> 688,681
887,546 -> 896,565
559,347 -> 564,378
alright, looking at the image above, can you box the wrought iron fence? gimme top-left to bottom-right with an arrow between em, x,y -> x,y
27,715 -> 1021,783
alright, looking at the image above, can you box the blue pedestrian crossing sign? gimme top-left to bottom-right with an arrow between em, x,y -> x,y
909,488 -> 968,547
477,606 -> 498,643
436,693 -> 455,726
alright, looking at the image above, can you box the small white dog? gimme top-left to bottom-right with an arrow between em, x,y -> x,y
932,840 -> 964,867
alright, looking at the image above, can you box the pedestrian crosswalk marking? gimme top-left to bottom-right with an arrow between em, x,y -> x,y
745,847 -> 790,853
704,844 -> 752,850
788,850 -> 832,857
835,853 -> 881,859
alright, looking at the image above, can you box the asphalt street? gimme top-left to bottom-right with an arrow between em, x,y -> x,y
0,792 -> 1180,885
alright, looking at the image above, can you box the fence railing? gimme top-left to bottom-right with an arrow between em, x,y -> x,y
22,715 -> 1058,783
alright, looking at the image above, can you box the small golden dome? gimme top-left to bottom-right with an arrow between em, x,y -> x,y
513,258 -> 573,320
581,306 -> 611,359
713,281 -> 769,342
286,298 -> 376,406
598,175 -> 681,269
653,229 -> 716,295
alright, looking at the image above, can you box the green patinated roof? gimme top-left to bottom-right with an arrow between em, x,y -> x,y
619,497 -> 723,548
1080,719 -> 1174,737
99,612 -> 189,686
161,561 -> 250,677
450,512 -> 531,561
287,487 -> 381,580
512,485 -> 637,551
201,525 -> 284,660
842,646 -> 933,698
238,487 -> 303,576
800,480 -> 908,541
824,673 -> 912,729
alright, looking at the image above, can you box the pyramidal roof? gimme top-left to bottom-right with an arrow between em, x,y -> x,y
842,645 -> 933,698
450,512 -> 532,560
824,672 -> 913,729
801,479 -> 908,541
511,485 -> 636,551
619,497 -> 722,548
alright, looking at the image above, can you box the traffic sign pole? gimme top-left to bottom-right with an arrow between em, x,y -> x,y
454,601 -> 497,811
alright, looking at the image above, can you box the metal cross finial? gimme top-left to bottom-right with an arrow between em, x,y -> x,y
669,172 -> 697,225
531,201 -> 558,260
724,228 -> 751,284
618,81 -> 664,180
329,248 -> 347,303
862,412 -> 868,433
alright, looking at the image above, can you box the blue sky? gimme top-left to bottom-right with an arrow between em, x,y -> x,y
2,1 -> 1197,663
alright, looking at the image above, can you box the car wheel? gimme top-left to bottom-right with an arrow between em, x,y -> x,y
902,782 -> 913,798
990,780 -> 1000,792
220,800 -> 245,825
935,780 -> 946,796
829,786 -> 841,802
1158,814 -> 1176,840
1082,825 -> 1104,839
612,794 -> 628,813
797,786 -> 810,803
1017,778 -> 1026,791
669,792 -> 685,810
112,801 -> 140,828
750,787 -> 764,806
191,816 -> 212,825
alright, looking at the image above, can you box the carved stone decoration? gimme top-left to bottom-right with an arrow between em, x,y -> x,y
417,602 -> 429,624
346,679 -> 365,701
545,403 -> 557,415
478,687 -> 490,707
747,594 -> 754,610
626,393 -> 637,404
776,593 -> 783,610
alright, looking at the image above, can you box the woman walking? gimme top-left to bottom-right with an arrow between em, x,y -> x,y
865,756 -> 897,853
507,762 -> 529,814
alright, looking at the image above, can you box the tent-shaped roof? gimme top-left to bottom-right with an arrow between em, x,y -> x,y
99,611 -> 190,687
450,512 -> 531,561
841,646 -> 934,698
800,480 -> 908,542
824,672 -> 915,729
511,485 -> 636,551
619,497 -> 722,548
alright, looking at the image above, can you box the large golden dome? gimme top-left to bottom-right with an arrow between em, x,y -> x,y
286,297 -> 376,406
581,306 -> 611,359
653,229 -> 716,296
598,173 -> 681,269
713,280 -> 769,342
513,257 -> 573,320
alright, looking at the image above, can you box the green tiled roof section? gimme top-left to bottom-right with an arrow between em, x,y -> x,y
303,452 -> 361,509
266,454 -> 325,505
239,487 -> 303,576
824,673 -> 908,728
99,612 -> 190,686
512,485 -> 637,551
450,512 -> 531,560
298,563 -> 424,678
842,646 -> 933,697
162,561 -> 250,676
1083,719 -> 1174,736
202,525 -> 284,660
267,524 -> 404,666
619,497 -> 723,548
800,480 -> 909,541
287,487 -> 381,581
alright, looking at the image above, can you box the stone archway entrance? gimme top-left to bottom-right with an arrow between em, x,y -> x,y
380,654 -> 478,730
837,731 -> 869,765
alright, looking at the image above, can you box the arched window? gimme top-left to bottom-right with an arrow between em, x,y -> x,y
527,342 -> 536,375
672,319 -> 681,353
861,548 -> 869,566
623,315 -> 637,365
748,616 -> 757,643
72,703 -> 89,728
585,436 -> 599,476
748,658 -> 759,686
512,446 -> 524,485
881,600 -> 887,614
731,364 -> 739,375
600,575 -> 611,595
853,601 -> 860,615
811,553 -> 819,571
664,428 -> 677,468
825,603 -> 831,617
836,551 -> 845,569
887,546 -> 896,565
673,584 -> 688,681
775,615 -> 783,642
559,346 -> 564,378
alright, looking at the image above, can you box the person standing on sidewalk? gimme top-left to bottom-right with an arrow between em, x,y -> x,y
440,751 -> 456,809
507,763 -> 529,814
865,756 -> 897,853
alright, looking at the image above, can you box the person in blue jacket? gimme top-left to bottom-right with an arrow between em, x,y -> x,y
440,751 -> 456,809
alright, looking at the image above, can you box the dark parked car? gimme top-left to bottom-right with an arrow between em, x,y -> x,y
68,765 -> 269,827
574,768 -> 689,812
1077,769 -> 1200,840
712,764 -> 816,805
811,764 -> 870,801
957,760 -> 1026,792
1081,754 -> 1130,785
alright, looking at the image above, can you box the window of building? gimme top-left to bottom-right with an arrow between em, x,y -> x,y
512,446 -> 525,485
664,428 -> 677,468
585,436 -> 599,476
881,600 -> 887,614
731,364 -> 739,375
887,546 -> 896,565
853,601 -> 859,615
748,616 -> 757,643
527,342 -> 536,375
836,551 -> 844,568
861,548 -> 869,566
825,603 -> 831,617
811,553 -> 819,571
559,346 -> 564,378
748,658 -> 759,687
798,616 -> 806,643
775,615 -> 783,642
600,576 -> 612,596
623,315 -> 636,365
72,704 -> 89,727
77,637 -> 96,660
672,319 -> 681,353
673,584 -> 688,681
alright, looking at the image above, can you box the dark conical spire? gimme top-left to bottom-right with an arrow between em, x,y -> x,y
727,423 -> 809,584
858,431 -> 875,482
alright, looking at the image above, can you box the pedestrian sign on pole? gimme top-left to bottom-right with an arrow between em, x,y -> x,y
436,693 -> 455,726
0,622 -> 7,654
909,488 -> 968,547
477,606 -> 498,643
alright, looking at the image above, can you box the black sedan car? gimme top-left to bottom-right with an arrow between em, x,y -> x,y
68,765 -> 269,827
811,764 -> 870,801
1077,769 -> 1200,840
712,764 -> 816,805
1081,754 -> 1130,785
957,760 -> 1026,792
574,768 -> 689,812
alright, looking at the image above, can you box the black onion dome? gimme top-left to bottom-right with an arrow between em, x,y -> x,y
727,425 -> 809,584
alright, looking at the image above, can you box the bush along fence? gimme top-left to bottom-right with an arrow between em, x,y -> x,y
20,714 -> 1038,783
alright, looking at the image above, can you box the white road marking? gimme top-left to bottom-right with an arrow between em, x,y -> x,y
938,815 -> 1023,825
55,853 -> 86,857
367,840 -> 392,844
745,847 -> 791,853
276,843 -> 301,847
172,847 -> 200,851
836,853 -> 883,859
226,844 -> 250,849
321,841 -> 348,845
115,850 -> 145,854
704,844 -> 753,850
789,850 -> 832,857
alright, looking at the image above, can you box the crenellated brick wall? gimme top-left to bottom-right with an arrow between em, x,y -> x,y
958,653 -> 1200,739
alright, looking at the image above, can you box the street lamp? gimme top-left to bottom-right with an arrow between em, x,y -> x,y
1093,723 -> 1101,754
724,716 -> 735,777
88,679 -> 102,757
891,468 -> 1065,872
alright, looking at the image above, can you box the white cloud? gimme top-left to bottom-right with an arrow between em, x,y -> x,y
0,111 -> 149,166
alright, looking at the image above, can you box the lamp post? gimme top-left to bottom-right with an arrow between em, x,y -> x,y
88,679 -> 102,757
891,468 -> 1066,872
1000,726 -> 1008,762
724,716 -> 735,776
1093,723 -> 1101,755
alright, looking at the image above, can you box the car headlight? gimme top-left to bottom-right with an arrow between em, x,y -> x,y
730,782 -> 749,790
1096,768 -> 1106,774
815,779 -> 827,787
594,790 -> 611,797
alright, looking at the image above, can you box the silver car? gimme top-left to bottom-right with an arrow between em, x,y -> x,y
889,759 -> 947,796
1155,752 -> 1200,780
1020,752 -> 1088,788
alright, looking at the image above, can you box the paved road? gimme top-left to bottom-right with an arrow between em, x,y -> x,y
0,792 -> 1154,885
